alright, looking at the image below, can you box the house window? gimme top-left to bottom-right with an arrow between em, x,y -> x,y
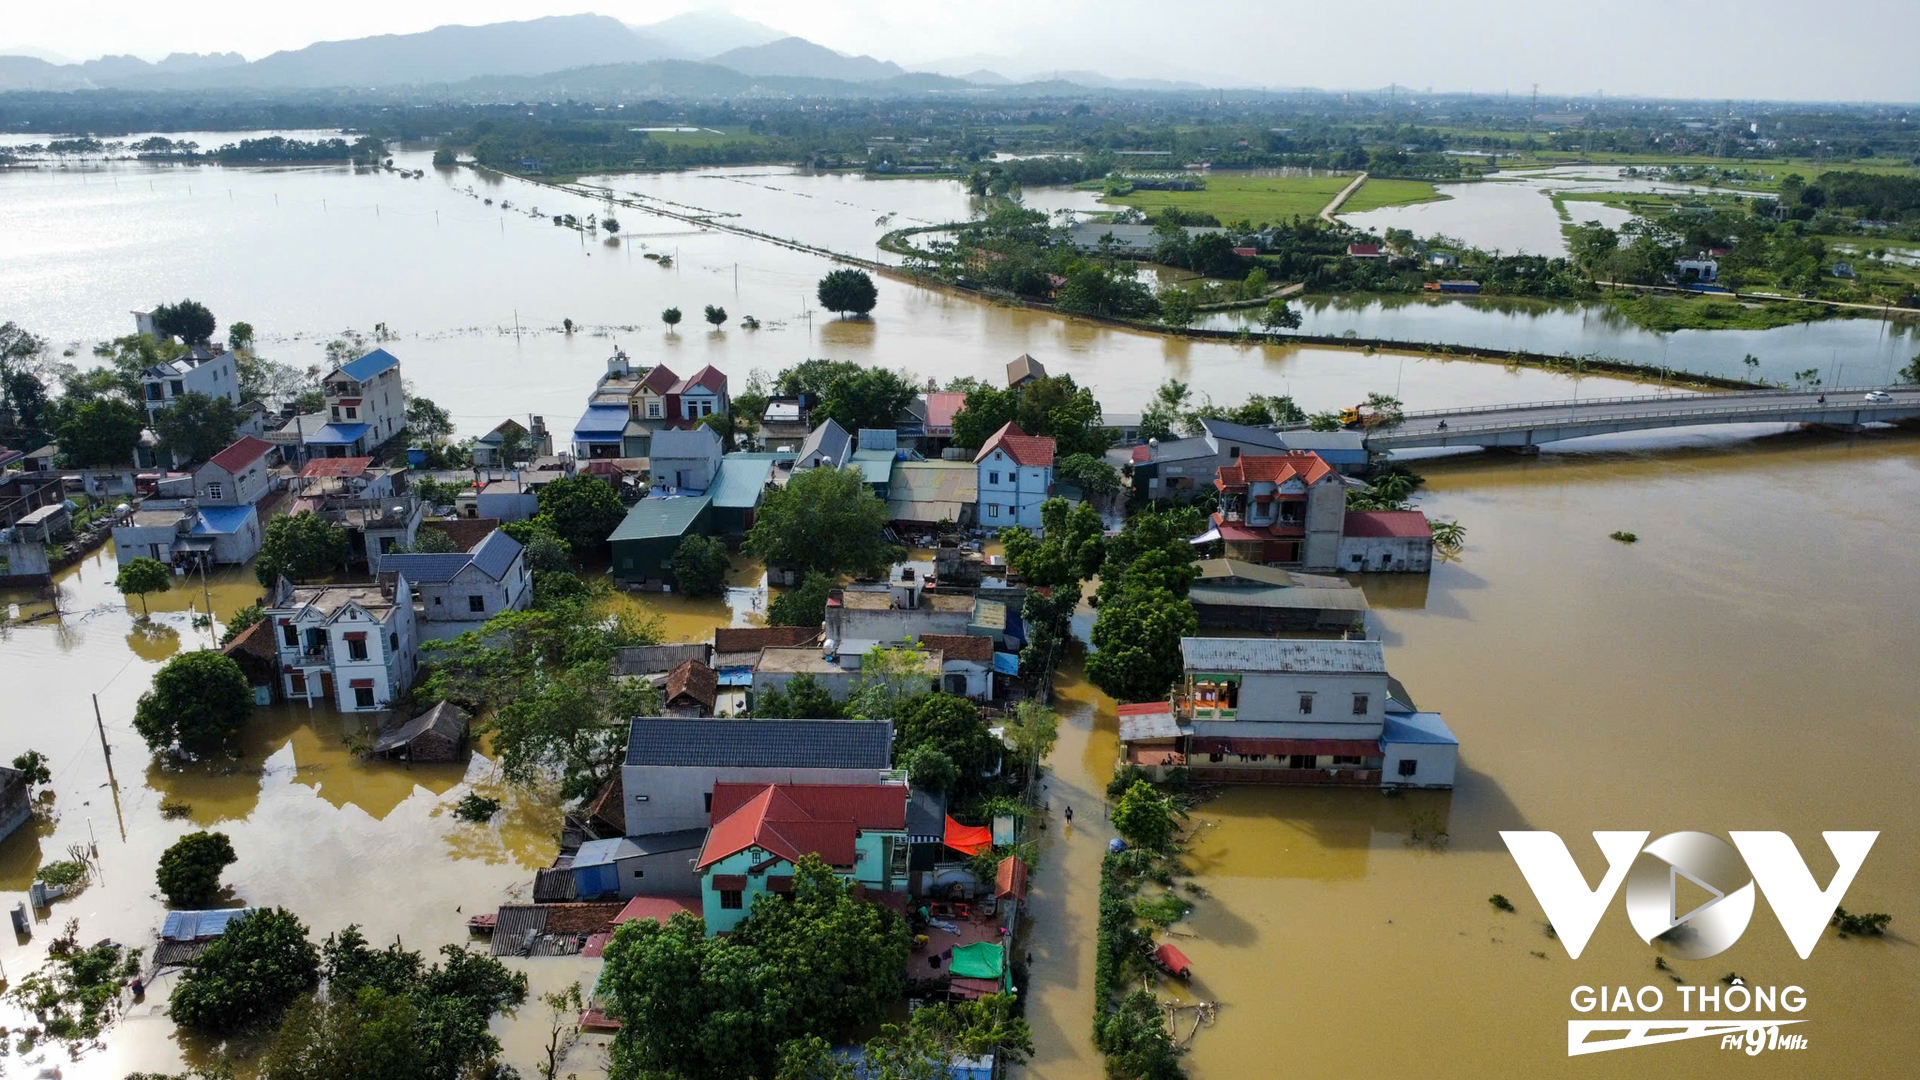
1298,694 -> 1314,715
354,686 -> 375,709
205,482 -> 223,501
1208,752 -> 1224,763
1228,446 -> 1240,459
704,792 -> 713,813
720,889 -> 743,910
434,596 -> 443,605
347,638 -> 368,661
146,383 -> 164,401
169,380 -> 184,395
379,537 -> 396,553
345,407 -> 358,420
701,402 -> 712,416
1351,553 -> 1365,564
632,869 -> 645,879
1288,754 -> 1317,769
989,471 -> 1000,484
1352,694 -> 1369,715
389,632 -> 398,653
468,595 -> 486,613
1398,759 -> 1419,778
988,504 -> 999,518
282,624 -> 298,647
1333,755 -> 1364,766
648,402 -> 661,418
331,406 -> 341,421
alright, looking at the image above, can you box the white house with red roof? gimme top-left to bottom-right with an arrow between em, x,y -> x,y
973,421 -> 1056,531
1338,509 -> 1434,572
667,365 -> 730,427
1209,452 -> 1348,570
694,781 -> 910,933
192,435 -> 277,507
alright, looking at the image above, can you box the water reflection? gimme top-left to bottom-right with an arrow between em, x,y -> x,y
124,618 -> 184,661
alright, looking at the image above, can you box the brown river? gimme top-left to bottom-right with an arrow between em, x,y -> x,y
0,144 -> 1916,1077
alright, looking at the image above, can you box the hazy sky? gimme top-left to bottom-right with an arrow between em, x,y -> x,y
6,1 -> 1919,102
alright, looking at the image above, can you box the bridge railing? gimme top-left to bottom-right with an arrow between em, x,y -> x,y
1371,395 -> 1919,441
1394,386 -> 1892,420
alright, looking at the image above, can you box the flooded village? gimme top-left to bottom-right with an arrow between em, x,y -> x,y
1,134 -> 1918,1080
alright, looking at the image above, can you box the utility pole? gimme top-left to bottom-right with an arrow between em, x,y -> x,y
92,694 -> 117,794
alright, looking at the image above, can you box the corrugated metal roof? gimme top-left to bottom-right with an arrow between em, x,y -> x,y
857,429 -> 899,452
335,348 -> 401,382
849,448 -> 895,484
1382,712 -> 1458,746
1198,418 -> 1289,449
206,435 -> 275,474
1188,584 -> 1370,612
306,422 -> 370,445
162,908 -> 261,941
1193,558 -> 1294,587
191,505 -> 255,535
573,405 -> 630,438
709,453 -> 777,509
624,717 -> 892,768
1343,510 -> 1432,539
613,643 -> 713,677
573,837 -> 643,869
1179,637 -> 1386,674
608,496 -> 710,542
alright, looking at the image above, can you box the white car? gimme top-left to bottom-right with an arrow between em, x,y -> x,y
1864,390 -> 1893,402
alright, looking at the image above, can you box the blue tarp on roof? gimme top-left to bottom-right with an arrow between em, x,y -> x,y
191,505 -> 255,535
1381,712 -> 1459,747
717,667 -> 754,687
306,422 -> 371,446
574,405 -> 629,439
993,651 -> 1021,676
162,908 -> 260,941
337,348 -> 401,382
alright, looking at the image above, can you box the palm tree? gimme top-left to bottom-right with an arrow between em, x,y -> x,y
1429,519 -> 1466,556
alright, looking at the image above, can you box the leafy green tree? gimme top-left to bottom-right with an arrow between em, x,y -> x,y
1307,410 -> 1346,431
752,672 -> 841,719
494,660 -> 658,800
845,644 -> 936,722
256,511 -> 350,586
405,397 -> 454,443
661,307 -> 682,332
1056,452 -> 1121,497
746,465 -> 901,579
259,988 -> 425,1080
815,367 -> 920,434
10,750 -> 51,786
115,556 -> 172,616
154,391 -> 242,462
777,994 -> 1032,1080
220,603 -> 266,646
671,534 -> 732,597
1095,988 -> 1184,1080
817,268 -> 879,316
1111,780 -> 1176,851
602,217 -> 620,234
538,474 -> 625,557
519,527 -> 573,575
400,528 -> 460,555
1260,298 -> 1303,330
1005,701 -> 1060,775
156,830 -> 238,906
134,650 -> 254,754
169,908 -> 320,1034
1901,353 -> 1920,385
1087,584 -> 1195,703
768,570 -> 833,627
152,299 -> 217,345
901,744 -> 959,794
227,321 -> 256,351
1157,288 -> 1198,328
57,397 -> 144,466
703,304 -> 728,329
895,693 -> 1000,796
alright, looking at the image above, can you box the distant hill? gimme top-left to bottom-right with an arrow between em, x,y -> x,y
709,36 -> 906,82
961,69 -> 1012,86
229,14 -> 677,88
458,59 -> 969,100
635,10 -> 787,58
154,52 -> 247,74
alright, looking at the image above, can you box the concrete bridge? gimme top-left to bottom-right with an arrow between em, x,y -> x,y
1346,387 -> 1920,450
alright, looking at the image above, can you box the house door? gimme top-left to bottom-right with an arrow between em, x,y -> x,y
289,670 -> 307,696
317,671 -> 334,704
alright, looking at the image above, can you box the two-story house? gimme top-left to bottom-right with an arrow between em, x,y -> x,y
375,528 -> 530,638
695,781 -> 910,934
308,349 -> 405,458
648,426 -> 724,494
619,717 -> 895,837
265,575 -> 419,712
139,343 -> 241,428
192,436 -> 277,507
622,364 -> 681,457
667,365 -> 729,427
974,422 -> 1056,531
1208,452 -> 1347,571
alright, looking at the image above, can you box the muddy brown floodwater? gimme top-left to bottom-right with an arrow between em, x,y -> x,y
1020,425 -> 1920,1079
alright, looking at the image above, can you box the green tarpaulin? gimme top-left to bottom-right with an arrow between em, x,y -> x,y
949,942 -> 1004,980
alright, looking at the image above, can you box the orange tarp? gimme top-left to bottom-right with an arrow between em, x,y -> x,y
943,815 -> 993,856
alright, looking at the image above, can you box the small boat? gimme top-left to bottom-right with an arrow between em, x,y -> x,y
1153,943 -> 1193,981
466,913 -> 497,935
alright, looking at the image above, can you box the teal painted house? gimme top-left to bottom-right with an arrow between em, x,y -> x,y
609,496 -> 712,590
695,781 -> 911,935
708,452 -> 778,535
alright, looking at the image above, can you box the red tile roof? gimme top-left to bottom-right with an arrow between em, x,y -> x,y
638,365 -> 679,395
1342,510 -> 1432,539
1216,452 -> 1334,491
1348,243 -> 1382,256
698,783 -> 906,869
614,895 -> 702,926
973,421 -> 1056,468
298,456 -> 375,479
995,856 -> 1029,900
670,365 -> 727,394
206,435 -> 274,474
918,633 -> 992,664
665,659 -> 718,709
713,626 -> 819,654
1117,701 -> 1174,716
925,391 -> 966,431
222,618 -> 276,661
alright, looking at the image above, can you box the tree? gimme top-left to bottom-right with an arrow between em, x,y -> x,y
10,750 -> 51,787
226,321 -> 255,351
432,146 -> 457,167
671,535 -> 732,598
536,982 -> 585,1080
260,988 -> 426,1080
57,397 -> 144,466
661,307 -> 682,332
845,644 -> 935,723
116,556 -> 172,616
767,570 -> 833,628
703,304 -> 728,329
154,391 -> 241,462
817,268 -> 879,316
752,672 -> 841,719
1260,298 -> 1303,330
537,474 -> 625,557
1429,518 -> 1466,555
1157,288 -> 1198,328
1004,701 -> 1059,775
156,830 -> 238,906
1901,353 -> 1920,385
236,353 -> 315,408
1307,411 -> 1346,431
256,511 -> 350,587
134,650 -> 254,755
1096,988 -> 1184,1080
1111,780 -> 1176,851
220,603 -> 266,646
778,994 -> 1032,1080
746,465 -> 901,579
492,659 -> 658,799
895,693 -> 1000,795
1087,585 -> 1196,703
1057,452 -> 1121,497
602,217 -> 620,234
406,397 -> 454,443
401,528 -> 460,555
901,744 -> 959,794
814,366 -> 920,434
169,908 -> 320,1034
520,528 -> 573,575
152,299 -> 217,345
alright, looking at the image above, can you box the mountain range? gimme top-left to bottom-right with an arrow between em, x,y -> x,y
0,10 -> 1220,94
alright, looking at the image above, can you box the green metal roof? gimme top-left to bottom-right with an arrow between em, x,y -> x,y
849,448 -> 895,485
608,496 -> 711,542
709,453 -> 778,509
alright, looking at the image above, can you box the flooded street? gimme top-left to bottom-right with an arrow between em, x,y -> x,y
3,141 -> 1918,1077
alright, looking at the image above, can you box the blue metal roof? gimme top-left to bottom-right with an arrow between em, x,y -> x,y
162,907 -> 261,941
191,505 -> 255,535
306,422 -> 371,446
573,405 -> 630,438
468,529 -> 523,580
336,348 -> 401,383
993,651 -> 1021,675
378,551 -> 472,583
1381,712 -> 1458,747
709,453 -> 777,509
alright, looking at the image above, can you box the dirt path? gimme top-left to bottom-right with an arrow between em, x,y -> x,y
1596,279 -> 1920,316
1319,171 -> 1369,221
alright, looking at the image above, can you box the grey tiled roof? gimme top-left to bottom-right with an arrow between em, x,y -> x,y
796,419 -> 851,467
377,551 -> 471,583
1198,417 -> 1289,449
1179,637 -> 1386,674
624,717 -> 893,769
469,529 -> 523,580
